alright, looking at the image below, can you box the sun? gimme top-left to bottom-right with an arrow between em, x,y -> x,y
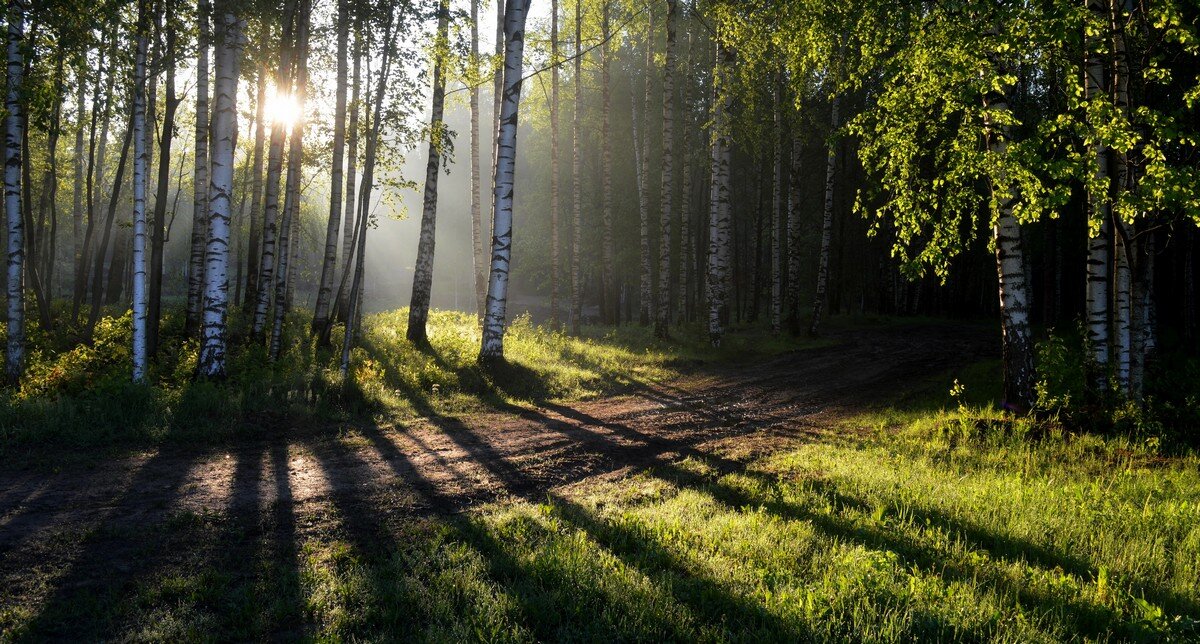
266,90 -> 301,130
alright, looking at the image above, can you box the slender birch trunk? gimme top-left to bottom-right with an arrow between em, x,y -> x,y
312,0 -> 350,338
270,0 -> 309,361
149,11 -> 179,357
73,61 -> 85,290
1085,0 -> 1111,384
479,0 -> 531,363
549,0 -> 560,328
5,0 -> 26,384
705,44 -> 733,347
243,62 -> 266,311
252,1 -> 296,338
86,120 -> 133,338
335,25 -> 361,324
1130,230 -> 1154,398
809,95 -> 839,336
74,39 -> 110,318
769,77 -> 783,334
1114,224 -> 1132,389
654,0 -> 676,338
407,0 -> 451,345
187,0 -> 210,336
470,0 -> 485,318
637,6 -> 653,327
132,15 -> 149,383
786,135 -> 802,334
569,0 -> 582,335
340,11 -> 395,377
600,2 -> 614,325
199,5 -> 242,378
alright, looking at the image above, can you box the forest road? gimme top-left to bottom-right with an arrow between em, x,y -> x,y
0,321 -> 994,610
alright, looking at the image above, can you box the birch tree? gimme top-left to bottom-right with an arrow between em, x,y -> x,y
637,5 -> 653,327
407,0 -> 451,346
809,95 -> 838,336
199,3 -> 243,378
312,0 -> 350,338
655,0 -> 676,338
549,0 -> 560,328
149,4 -> 181,357
600,1 -> 614,324
569,0 -> 582,335
1084,0 -> 1110,384
187,0 -> 211,336
243,63 -> 266,313
479,0 -> 531,363
252,0 -> 296,338
131,9 -> 149,383
469,0 -> 484,318
5,0 -> 26,384
706,44 -> 733,347
769,79 -> 783,335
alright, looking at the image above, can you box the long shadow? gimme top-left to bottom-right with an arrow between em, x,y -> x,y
11,443 -> 205,641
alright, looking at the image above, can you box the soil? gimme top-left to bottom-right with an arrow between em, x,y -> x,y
0,322 -> 994,632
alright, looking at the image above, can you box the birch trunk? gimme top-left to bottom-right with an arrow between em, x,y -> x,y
340,12 -> 395,377
243,62 -> 265,312
198,6 -> 242,378
335,26 -> 361,324
637,6 -> 653,327
132,19 -> 149,383
600,2 -> 614,325
786,135 -> 802,334
312,0 -> 350,337
809,95 -> 838,336
654,0 -> 676,338
5,0 -> 26,384
569,0 -> 582,335
705,44 -> 733,347
549,0 -> 560,328
86,120 -> 133,338
406,0 -> 451,345
73,61 -> 85,290
1114,225 -> 1132,389
769,78 -> 782,334
1085,0 -> 1110,384
470,0 -> 485,318
270,0 -> 309,361
149,13 -> 179,357
187,0 -> 210,336
479,0 -> 531,363
251,0 -> 296,338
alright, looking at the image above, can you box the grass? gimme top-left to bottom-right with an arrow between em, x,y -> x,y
3,352 -> 1198,641
0,307 -> 828,457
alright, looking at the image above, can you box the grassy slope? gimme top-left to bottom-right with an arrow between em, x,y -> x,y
3,314 -> 1198,641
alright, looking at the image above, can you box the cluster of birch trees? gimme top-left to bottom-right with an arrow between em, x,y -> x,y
2,0 -> 1197,412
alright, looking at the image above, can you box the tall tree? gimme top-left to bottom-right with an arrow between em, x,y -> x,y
1084,0 -> 1110,385
786,133 -> 802,334
479,0 -> 532,363
252,0 -> 297,338
549,0 -> 560,328
769,78 -> 783,334
637,5 -> 653,326
655,0 -> 676,338
132,6 -> 149,383
242,62 -> 266,313
199,2 -> 243,378
407,0 -> 451,346
809,95 -> 838,336
600,1 -> 614,324
569,0 -> 581,335
5,0 -> 26,384
706,44 -> 733,347
335,23 -> 361,324
187,0 -> 211,336
469,0 -> 485,318
149,3 -> 181,357
312,0 -> 351,339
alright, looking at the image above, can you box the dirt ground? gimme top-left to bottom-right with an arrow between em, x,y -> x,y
0,322 -> 994,632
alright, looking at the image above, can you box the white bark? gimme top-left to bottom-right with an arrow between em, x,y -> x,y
637,6 -> 653,327
705,45 -> 733,347
199,7 -> 242,378
600,3 -> 614,323
313,0 -> 350,336
470,0 -> 485,318
810,95 -> 838,336
1085,0 -> 1110,382
479,0 -> 531,362
769,79 -> 782,335
187,0 -> 210,335
132,27 -> 149,383
6,0 -> 26,384
407,0 -> 450,344
569,0 -> 581,335
252,2 -> 296,337
655,0 -> 676,338
1114,226 -> 1132,389
549,0 -> 560,328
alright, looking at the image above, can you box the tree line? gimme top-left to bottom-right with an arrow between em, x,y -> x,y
1,0 -> 1197,413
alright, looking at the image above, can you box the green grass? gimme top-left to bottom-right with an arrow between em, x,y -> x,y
6,401 -> 1197,641
0,307 -> 827,456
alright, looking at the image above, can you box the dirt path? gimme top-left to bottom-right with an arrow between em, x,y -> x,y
0,322 -> 993,628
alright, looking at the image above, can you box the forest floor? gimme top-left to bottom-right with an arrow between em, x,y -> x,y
2,321 -> 1198,641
